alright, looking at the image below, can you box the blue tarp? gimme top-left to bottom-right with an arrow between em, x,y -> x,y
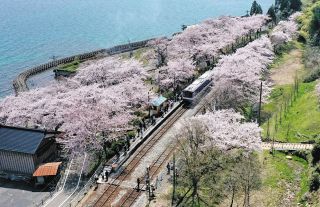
151,96 -> 167,107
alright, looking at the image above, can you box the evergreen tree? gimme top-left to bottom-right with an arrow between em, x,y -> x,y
267,5 -> 277,23
257,4 -> 263,14
310,6 -> 320,45
275,0 -> 281,12
280,0 -> 290,11
250,0 -> 263,15
278,0 -> 291,18
290,0 -> 302,11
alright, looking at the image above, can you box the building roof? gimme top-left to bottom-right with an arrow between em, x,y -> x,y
151,95 -> 167,107
0,125 -> 57,154
33,162 -> 62,177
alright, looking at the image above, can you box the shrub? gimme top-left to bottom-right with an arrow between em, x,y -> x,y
292,150 -> 309,161
133,110 -> 146,117
111,139 -> 126,153
162,90 -> 174,99
303,47 -> 320,68
309,171 -> 320,191
303,68 -> 320,83
311,142 -> 320,165
127,131 -> 136,138
130,118 -> 141,126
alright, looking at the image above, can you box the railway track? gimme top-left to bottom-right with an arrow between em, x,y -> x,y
118,141 -> 177,207
93,106 -> 187,207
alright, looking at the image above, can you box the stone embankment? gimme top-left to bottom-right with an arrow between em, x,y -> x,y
12,38 -> 156,95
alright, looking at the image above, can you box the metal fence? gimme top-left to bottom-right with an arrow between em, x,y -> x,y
67,163 -> 104,207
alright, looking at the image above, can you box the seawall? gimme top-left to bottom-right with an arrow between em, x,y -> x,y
12,38 -> 158,95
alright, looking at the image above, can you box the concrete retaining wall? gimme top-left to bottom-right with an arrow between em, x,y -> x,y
12,38 -> 156,94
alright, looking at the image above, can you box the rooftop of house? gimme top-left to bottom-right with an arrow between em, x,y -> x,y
0,125 -> 59,155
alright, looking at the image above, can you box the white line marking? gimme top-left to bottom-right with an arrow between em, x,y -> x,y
58,153 -> 87,207
43,156 -> 74,207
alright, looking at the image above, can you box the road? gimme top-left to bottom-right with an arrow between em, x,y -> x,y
44,154 -> 87,207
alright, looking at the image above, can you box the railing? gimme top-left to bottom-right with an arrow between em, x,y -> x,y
67,163 -> 104,207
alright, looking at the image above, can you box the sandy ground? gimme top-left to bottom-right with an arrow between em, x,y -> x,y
270,49 -> 305,85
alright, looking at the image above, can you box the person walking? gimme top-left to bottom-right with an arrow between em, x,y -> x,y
166,163 -> 171,174
137,178 -> 140,191
137,127 -> 141,137
155,176 -> 159,189
142,119 -> 146,130
105,170 -> 109,182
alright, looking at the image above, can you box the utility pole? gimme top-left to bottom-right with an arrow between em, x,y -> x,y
258,81 -> 263,126
173,74 -> 176,101
157,70 -> 161,94
172,154 -> 176,205
146,167 -> 151,201
148,91 -> 151,118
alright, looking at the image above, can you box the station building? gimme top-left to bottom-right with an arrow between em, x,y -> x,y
0,125 -> 60,181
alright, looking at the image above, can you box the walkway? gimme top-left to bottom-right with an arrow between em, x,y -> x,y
261,142 -> 314,151
44,154 -> 87,207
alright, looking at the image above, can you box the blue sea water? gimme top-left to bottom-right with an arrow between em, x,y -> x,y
0,0 -> 274,97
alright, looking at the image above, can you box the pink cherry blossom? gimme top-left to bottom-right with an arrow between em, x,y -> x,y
270,12 -> 301,46
208,36 -> 274,109
182,110 -> 261,151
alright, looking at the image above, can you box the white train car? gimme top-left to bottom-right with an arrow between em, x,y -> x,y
182,70 -> 213,105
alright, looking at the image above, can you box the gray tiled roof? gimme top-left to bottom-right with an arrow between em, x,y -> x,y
0,126 -> 48,154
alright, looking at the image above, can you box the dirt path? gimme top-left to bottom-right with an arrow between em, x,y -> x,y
270,49 -> 305,85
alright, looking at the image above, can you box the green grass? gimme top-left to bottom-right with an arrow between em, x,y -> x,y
262,82 -> 320,143
261,151 -> 310,205
57,60 -> 80,73
270,41 -> 304,68
263,151 -> 296,188
121,47 -> 150,66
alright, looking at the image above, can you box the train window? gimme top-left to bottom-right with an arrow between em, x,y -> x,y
195,80 -> 210,94
183,91 -> 193,98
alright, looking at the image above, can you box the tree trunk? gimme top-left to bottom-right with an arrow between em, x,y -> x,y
230,187 -> 235,207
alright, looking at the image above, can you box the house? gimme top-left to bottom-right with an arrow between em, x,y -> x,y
0,125 -> 60,181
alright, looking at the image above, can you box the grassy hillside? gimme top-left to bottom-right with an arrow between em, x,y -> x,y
262,81 -> 320,143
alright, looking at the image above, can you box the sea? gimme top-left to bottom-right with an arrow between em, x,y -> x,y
0,0 -> 274,97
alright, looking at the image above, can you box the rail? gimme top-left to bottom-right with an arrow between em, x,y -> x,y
92,105 -> 187,207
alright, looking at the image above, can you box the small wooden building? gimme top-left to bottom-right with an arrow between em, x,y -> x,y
150,95 -> 168,117
0,125 -> 59,179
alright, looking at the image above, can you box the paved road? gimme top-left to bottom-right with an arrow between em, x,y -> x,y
0,178 -> 50,207
44,154 -> 87,207
261,142 -> 314,151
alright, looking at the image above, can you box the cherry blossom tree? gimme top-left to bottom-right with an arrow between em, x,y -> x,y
207,36 -> 274,110
147,37 -> 170,68
156,57 -> 195,89
175,111 -> 262,206
185,110 -> 262,151
270,12 -> 301,46
74,57 -> 148,87
147,15 -> 269,88
0,57 -> 152,153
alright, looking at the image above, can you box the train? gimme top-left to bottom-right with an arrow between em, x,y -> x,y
182,70 -> 213,105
